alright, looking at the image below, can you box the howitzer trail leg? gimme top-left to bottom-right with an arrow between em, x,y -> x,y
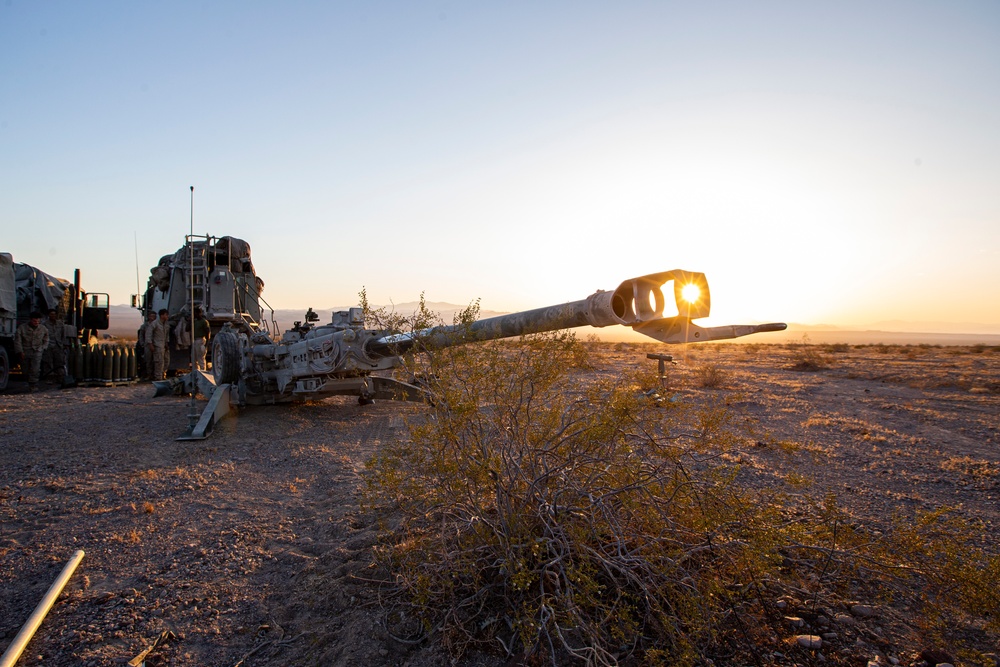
177,383 -> 233,440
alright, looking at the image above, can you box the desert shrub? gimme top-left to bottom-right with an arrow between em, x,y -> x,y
695,362 -> 727,388
788,335 -> 829,371
366,333 -> 788,665
835,505 -> 1000,630
365,334 -> 1000,664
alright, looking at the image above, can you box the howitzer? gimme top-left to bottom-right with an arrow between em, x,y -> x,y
161,270 -> 785,439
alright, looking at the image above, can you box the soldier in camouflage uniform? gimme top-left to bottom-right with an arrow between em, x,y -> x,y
192,306 -> 210,371
14,312 -> 49,392
138,310 -> 157,379
150,309 -> 170,380
43,308 -> 68,383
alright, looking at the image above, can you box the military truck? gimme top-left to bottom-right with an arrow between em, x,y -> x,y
0,252 -> 111,391
132,234 -> 272,376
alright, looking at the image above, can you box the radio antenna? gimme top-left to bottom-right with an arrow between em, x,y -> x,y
185,186 -> 199,435
133,232 -> 141,308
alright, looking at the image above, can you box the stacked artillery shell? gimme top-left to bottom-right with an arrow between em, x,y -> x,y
82,344 -> 92,382
112,346 -> 121,382
69,344 -> 138,385
102,346 -> 113,383
119,346 -> 132,382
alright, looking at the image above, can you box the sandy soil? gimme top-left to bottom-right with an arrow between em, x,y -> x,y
1,343 -> 998,666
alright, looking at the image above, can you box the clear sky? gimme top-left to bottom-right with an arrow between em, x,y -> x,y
3,1 -> 998,331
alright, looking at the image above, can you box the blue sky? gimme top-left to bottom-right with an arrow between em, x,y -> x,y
3,1 -> 998,331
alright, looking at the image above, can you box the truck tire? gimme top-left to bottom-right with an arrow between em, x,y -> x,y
0,347 -> 8,391
212,332 -> 241,385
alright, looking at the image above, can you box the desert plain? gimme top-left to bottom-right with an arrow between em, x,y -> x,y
1,341 -> 998,666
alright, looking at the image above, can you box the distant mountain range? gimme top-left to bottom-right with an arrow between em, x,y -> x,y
785,320 -> 1000,335
105,304 -> 1000,346
104,302 -> 508,339
757,325 -> 1000,346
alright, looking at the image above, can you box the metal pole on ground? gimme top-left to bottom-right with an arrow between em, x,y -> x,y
0,549 -> 85,667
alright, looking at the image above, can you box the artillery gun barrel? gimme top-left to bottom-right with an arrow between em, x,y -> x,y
369,295 -> 617,357
368,269 -> 785,355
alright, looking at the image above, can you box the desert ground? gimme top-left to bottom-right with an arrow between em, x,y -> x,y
1,342 -> 998,666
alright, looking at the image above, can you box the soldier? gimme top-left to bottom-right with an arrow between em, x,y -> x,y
192,306 -> 210,371
138,311 -> 157,379
43,308 -> 68,383
14,311 -> 49,392
149,309 -> 170,380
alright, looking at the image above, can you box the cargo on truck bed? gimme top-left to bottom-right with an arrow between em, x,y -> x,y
0,252 -> 110,390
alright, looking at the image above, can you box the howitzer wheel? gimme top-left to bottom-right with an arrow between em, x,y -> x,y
212,331 -> 241,385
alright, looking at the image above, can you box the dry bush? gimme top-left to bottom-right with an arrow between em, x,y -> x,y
821,504 -> 1000,628
694,362 -> 728,388
788,335 -> 830,371
366,333 -> 785,665
365,335 -> 1000,665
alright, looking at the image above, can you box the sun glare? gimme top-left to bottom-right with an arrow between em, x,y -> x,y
681,283 -> 701,304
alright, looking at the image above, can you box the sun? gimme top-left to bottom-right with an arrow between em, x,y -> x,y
680,283 -> 701,304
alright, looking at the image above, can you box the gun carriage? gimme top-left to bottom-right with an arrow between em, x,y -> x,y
159,268 -> 785,439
